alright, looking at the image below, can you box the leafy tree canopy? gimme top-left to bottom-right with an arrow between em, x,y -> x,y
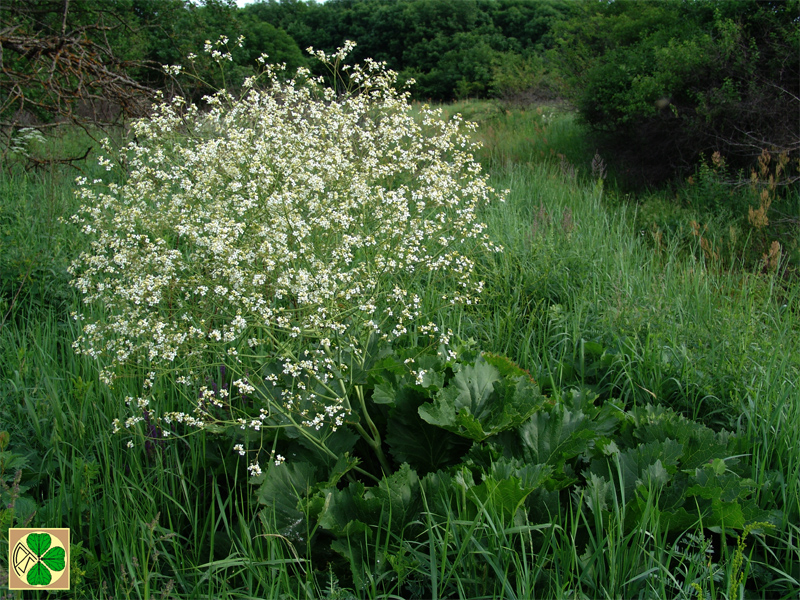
552,0 -> 800,183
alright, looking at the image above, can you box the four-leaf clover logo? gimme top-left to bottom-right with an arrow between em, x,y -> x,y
12,531 -> 67,587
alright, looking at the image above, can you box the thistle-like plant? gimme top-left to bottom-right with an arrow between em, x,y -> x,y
69,40 -> 504,472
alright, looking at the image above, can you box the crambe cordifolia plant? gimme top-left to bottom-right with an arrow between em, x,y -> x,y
69,40 -> 504,474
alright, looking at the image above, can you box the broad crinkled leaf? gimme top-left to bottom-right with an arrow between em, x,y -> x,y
681,465 -> 759,529
658,506 -> 705,531
420,470 -> 455,515
469,458 -> 553,520
413,354 -> 446,390
256,461 -> 318,542
681,428 -> 735,471
322,453 -> 360,489
316,482 -> 378,537
386,387 -> 470,473
371,463 -> 422,526
583,472 -> 616,517
486,456 -> 553,491
317,464 -> 421,535
419,355 -> 544,441
372,382 -> 397,405
706,501 -> 746,529
416,392 -> 456,431
469,476 -> 533,520
518,405 -> 597,472
617,439 -> 682,499
640,460 -> 670,490
687,465 -> 755,504
445,357 -> 500,419
627,404 -> 738,470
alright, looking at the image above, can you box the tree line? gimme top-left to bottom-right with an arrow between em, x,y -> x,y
1,0 -> 797,183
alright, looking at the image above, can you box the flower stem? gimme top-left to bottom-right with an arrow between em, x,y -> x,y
354,385 -> 391,474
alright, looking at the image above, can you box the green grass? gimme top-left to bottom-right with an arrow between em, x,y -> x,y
1,107 -> 799,598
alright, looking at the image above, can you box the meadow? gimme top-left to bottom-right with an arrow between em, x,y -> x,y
1,92 -> 799,600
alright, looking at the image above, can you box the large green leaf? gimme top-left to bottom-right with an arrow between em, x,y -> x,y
444,357 -> 499,419
626,404 -> 738,470
583,472 -> 616,518
42,547 -> 66,572
419,355 -> 544,441
486,456 -> 553,491
370,349 -> 446,399
386,387 -> 470,473
371,382 -> 398,405
26,533 -> 51,557
420,469 -> 456,516
316,464 -> 421,536
687,464 -> 755,505
371,463 -> 422,526
609,438 -> 683,500
316,482 -> 377,537
27,562 -> 52,586
469,476 -> 533,520
468,459 -> 553,521
681,429 -> 737,471
518,405 -> 597,472
319,467 -> 416,592
642,501 -> 700,532
256,461 -> 318,543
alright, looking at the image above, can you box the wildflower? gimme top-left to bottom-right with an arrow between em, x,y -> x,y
69,42 -> 504,434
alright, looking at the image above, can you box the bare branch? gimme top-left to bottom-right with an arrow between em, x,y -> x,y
1,0 -> 156,166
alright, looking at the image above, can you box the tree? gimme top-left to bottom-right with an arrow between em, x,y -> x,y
242,0 -> 574,102
0,0 -> 155,130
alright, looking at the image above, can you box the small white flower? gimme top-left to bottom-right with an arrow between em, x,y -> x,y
69,41 -> 501,433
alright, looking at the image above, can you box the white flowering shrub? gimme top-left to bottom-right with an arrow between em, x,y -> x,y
70,41 -> 503,465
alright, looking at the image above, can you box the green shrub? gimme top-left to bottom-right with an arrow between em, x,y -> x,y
554,0 -> 799,185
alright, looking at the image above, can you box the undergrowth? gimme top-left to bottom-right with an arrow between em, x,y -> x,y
1,100 -> 798,598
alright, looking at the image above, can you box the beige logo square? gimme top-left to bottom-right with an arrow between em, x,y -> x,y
8,528 -> 70,591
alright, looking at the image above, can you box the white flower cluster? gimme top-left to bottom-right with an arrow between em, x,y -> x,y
7,127 -> 46,159
70,42 -> 503,430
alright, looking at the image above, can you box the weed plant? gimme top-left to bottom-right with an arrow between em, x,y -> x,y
635,150 -> 800,279
1,64 -> 799,599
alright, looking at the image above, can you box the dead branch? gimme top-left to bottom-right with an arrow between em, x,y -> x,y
1,31 -> 154,122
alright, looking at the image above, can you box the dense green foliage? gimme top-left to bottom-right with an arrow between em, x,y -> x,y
4,0 -> 797,184
242,0 -> 573,100
553,0 -> 799,183
2,105 -> 799,598
1,0 -> 572,124
2,1 -> 800,597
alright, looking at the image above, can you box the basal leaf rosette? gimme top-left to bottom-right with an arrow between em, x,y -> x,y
69,43 -> 504,439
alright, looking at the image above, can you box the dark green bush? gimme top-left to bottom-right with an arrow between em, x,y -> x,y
554,0 -> 799,185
